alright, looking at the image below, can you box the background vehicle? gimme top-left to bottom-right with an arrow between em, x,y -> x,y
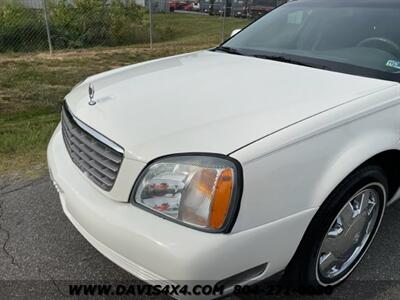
168,0 -> 194,11
199,0 -> 211,13
209,0 -> 225,16
248,0 -> 277,18
192,2 -> 200,11
232,0 -> 248,18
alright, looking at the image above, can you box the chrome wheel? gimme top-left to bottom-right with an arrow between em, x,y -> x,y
316,183 -> 385,284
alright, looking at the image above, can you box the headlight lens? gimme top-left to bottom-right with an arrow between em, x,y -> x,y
132,155 -> 242,232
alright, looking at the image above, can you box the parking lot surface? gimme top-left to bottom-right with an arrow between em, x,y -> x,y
0,177 -> 399,299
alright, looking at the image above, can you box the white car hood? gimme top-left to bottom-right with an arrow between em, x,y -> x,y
65,50 -> 395,162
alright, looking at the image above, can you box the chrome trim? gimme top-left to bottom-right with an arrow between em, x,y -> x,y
62,102 -> 124,191
67,107 -> 124,154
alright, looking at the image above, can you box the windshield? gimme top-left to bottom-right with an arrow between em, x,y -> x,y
221,0 -> 400,82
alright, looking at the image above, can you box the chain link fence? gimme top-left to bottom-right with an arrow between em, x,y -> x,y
0,0 -> 149,53
0,0 -> 286,54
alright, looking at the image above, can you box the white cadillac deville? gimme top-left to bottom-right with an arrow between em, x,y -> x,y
48,0 -> 400,294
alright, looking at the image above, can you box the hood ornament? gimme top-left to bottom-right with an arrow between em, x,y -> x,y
88,83 -> 96,106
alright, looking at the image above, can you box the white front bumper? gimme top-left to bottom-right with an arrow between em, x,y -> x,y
47,124 -> 316,285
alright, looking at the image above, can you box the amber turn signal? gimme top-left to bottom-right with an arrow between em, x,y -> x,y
210,168 -> 234,229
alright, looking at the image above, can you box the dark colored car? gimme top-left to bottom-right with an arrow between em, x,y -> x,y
232,0 -> 249,18
248,0 -> 277,18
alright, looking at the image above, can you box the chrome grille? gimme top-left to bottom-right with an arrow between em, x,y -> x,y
61,104 -> 124,191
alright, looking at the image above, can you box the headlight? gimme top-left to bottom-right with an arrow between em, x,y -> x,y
131,154 -> 242,232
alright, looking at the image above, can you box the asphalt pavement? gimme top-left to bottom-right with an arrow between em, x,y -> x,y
0,176 -> 399,299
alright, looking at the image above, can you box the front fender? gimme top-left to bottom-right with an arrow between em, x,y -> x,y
312,131 -> 400,209
230,86 -> 400,233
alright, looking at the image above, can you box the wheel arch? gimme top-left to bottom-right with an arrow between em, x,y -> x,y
358,150 -> 400,202
312,146 -> 400,210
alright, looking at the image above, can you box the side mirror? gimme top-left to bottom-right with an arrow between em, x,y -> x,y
231,29 -> 241,37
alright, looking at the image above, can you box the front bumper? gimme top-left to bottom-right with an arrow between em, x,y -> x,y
47,124 -> 316,286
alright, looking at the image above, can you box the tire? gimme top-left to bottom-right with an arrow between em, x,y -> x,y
284,165 -> 388,289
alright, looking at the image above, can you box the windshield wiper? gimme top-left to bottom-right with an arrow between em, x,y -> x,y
214,46 -> 244,56
252,54 -> 331,70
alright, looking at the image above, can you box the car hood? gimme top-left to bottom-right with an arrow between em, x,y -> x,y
65,50 -> 395,162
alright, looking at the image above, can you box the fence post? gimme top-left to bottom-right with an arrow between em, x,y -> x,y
42,0 -> 53,55
221,0 -> 227,43
148,0 -> 153,49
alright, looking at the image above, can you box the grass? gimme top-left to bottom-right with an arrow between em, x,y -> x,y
0,13 -> 249,178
